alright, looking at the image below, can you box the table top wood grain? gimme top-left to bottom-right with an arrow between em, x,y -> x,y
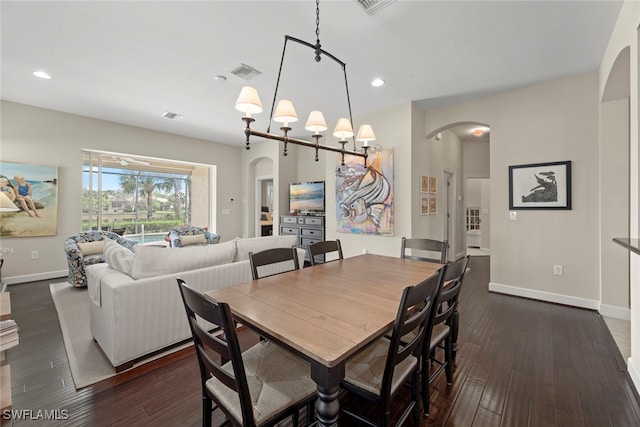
206,254 -> 441,368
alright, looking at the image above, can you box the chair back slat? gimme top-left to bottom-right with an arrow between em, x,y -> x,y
401,237 -> 447,264
308,240 -> 343,266
381,267 -> 444,396
433,255 -> 469,327
249,247 -> 300,280
177,278 -> 255,425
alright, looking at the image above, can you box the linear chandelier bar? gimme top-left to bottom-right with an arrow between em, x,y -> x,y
234,0 -> 375,166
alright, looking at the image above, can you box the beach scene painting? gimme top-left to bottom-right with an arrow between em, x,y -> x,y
335,148 -> 394,235
0,161 -> 58,237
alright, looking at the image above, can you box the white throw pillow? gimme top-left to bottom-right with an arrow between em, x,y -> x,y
103,239 -> 135,275
77,240 -> 106,256
130,239 -> 237,279
234,235 -> 298,261
177,234 -> 208,246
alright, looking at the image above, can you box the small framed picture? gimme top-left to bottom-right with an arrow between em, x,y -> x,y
420,175 -> 430,193
429,197 -> 437,215
420,196 -> 429,215
429,176 -> 437,194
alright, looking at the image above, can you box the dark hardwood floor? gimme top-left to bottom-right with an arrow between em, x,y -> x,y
3,256 -> 640,426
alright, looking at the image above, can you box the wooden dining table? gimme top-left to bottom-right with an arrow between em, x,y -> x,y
206,253 -> 442,427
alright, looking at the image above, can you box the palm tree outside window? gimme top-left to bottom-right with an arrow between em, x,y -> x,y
82,151 -> 213,242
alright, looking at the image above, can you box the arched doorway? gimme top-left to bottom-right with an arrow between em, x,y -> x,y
426,122 -> 490,260
600,46 -> 631,359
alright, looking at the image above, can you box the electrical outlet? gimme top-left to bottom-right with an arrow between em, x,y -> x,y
31,250 -> 39,259
509,211 -> 517,221
553,265 -> 563,276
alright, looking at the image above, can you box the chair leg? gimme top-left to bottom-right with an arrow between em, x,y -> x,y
306,402 -> 315,425
412,371 -> 420,427
451,309 -> 460,360
292,410 -> 299,426
421,355 -> 430,417
203,395 -> 212,427
445,337 -> 453,385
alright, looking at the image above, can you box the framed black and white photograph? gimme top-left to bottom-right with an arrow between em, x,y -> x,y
509,160 -> 571,210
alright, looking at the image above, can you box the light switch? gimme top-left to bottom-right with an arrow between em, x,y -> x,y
509,211 -> 517,221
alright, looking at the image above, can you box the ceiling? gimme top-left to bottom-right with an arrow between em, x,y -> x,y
1,1 -> 623,148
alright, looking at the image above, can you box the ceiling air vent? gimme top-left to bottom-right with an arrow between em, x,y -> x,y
162,111 -> 183,120
230,63 -> 262,81
357,0 -> 395,15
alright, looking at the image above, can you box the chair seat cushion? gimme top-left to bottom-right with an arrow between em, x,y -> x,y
429,323 -> 450,352
206,341 -> 316,425
343,337 -> 417,396
83,254 -> 105,266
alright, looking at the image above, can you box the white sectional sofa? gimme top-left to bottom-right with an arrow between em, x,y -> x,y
85,235 -> 304,371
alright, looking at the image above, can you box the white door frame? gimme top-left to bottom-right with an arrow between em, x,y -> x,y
463,173 -> 490,254
442,168 -> 456,261
254,175 -> 273,238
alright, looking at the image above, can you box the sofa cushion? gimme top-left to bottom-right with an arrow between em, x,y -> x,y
234,235 -> 298,262
130,239 -> 237,279
104,239 -> 135,275
77,240 -> 107,256
177,234 -> 208,246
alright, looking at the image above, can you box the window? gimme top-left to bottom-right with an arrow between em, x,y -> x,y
82,151 -> 214,242
466,208 -> 480,230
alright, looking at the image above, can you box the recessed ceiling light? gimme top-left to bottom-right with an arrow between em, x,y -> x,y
33,71 -> 51,79
472,127 -> 489,137
371,78 -> 385,87
214,75 -> 227,81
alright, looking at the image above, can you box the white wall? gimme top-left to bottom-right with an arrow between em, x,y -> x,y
324,103 -> 413,258
1,100 -> 243,283
599,0 -> 640,393
424,72 -> 601,308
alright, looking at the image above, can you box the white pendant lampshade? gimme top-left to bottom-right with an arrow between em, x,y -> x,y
273,100 -> 298,126
356,124 -> 376,146
305,111 -> 328,134
333,118 -> 354,140
235,86 -> 263,117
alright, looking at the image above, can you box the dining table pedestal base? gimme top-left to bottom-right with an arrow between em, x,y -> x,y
315,385 -> 340,427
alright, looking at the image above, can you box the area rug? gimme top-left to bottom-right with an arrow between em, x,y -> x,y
49,282 -> 191,389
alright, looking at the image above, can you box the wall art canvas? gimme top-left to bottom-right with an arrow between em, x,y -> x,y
0,161 -> 59,237
336,149 -> 394,235
509,160 -> 571,210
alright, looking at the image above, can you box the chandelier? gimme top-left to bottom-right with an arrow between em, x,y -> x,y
234,0 -> 375,166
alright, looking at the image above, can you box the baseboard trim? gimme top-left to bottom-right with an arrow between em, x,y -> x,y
488,282 -> 600,310
4,270 -> 68,285
599,304 -> 631,320
628,357 -> 640,397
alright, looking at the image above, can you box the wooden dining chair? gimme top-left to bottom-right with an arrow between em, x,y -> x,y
340,267 -> 445,427
400,237 -> 448,264
177,278 -> 316,427
307,239 -> 343,266
422,255 -> 470,417
248,247 -> 300,280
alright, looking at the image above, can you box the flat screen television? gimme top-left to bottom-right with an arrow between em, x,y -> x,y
289,181 -> 325,214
